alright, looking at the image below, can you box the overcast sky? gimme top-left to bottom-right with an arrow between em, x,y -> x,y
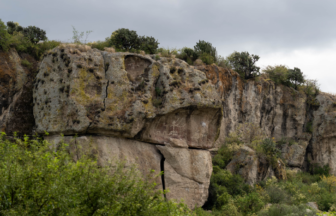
2,0 -> 336,92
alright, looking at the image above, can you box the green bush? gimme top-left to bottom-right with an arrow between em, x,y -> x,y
139,36 -> 159,54
177,47 -> 199,65
199,53 -> 215,65
262,65 -> 290,86
266,186 -> 291,204
227,51 -> 260,79
23,25 -> 47,44
235,192 -> 264,215
260,138 -> 281,159
0,19 -> 11,51
109,28 -> 140,51
21,59 -> 32,68
287,67 -> 305,90
205,167 -> 250,210
6,21 -> 24,35
0,133 -> 192,215
194,40 -> 217,63
310,163 -> 330,176
258,204 -> 316,216
316,190 -> 336,211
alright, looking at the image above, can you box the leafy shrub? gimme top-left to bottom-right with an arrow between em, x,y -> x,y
0,134 -> 192,215
227,51 -> 260,79
266,186 -> 291,204
316,190 -> 336,211
23,25 -> 47,44
235,192 -> 264,215
157,47 -> 178,57
110,28 -> 159,53
0,19 -> 10,51
260,138 -> 281,159
310,163 -> 330,176
217,55 -> 232,69
110,28 -> 140,51
139,36 -> 159,54
320,175 -> 336,193
194,40 -> 217,62
287,67 -> 305,90
6,21 -> 24,34
88,40 -> 110,51
21,59 -> 32,68
205,167 -> 250,210
262,65 -> 290,86
177,47 -> 199,65
199,52 -> 215,65
258,204 -> 316,216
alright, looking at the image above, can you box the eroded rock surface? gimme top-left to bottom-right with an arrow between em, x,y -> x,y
45,135 -> 163,187
33,47 -> 222,146
310,93 -> 336,175
157,146 -> 212,209
0,49 -> 36,135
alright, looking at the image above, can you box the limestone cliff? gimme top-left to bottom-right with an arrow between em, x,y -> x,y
1,45 -> 336,209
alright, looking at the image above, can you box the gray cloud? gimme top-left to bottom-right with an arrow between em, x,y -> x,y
2,0 -> 336,91
2,0 -> 336,55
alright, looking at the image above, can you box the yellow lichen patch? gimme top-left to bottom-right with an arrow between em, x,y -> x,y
71,68 -> 101,108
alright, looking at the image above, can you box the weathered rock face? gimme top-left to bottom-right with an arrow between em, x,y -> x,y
226,146 -> 275,185
195,65 -> 308,146
0,49 -> 36,136
157,146 -> 212,208
33,46 -> 222,144
45,135 -> 163,187
281,137 -> 310,168
310,93 -> 336,175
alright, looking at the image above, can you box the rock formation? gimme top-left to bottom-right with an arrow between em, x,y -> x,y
1,45 -> 336,208
0,49 -> 37,136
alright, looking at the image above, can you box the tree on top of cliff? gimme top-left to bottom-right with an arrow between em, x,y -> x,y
139,36 -> 159,54
194,40 -> 217,63
110,28 -> 140,51
227,51 -> 260,79
23,26 -> 47,44
6,21 -> 24,35
0,19 -> 10,51
109,28 -> 159,54
287,67 -> 304,90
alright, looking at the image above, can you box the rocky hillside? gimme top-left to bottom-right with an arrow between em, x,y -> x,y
1,45 -> 336,209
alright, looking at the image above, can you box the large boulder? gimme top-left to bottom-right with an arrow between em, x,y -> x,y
33,45 -> 222,149
157,146 -> 212,209
45,135 -> 212,209
226,146 -> 285,185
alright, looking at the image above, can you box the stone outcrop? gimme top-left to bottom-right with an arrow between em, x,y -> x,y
3,44 -> 336,208
32,45 -> 222,209
310,93 -> 336,174
226,146 -> 276,185
0,49 -> 37,136
157,146 -> 212,208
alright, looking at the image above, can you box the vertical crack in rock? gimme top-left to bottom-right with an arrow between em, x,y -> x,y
157,149 -> 166,199
103,81 -> 109,111
86,54 -> 110,133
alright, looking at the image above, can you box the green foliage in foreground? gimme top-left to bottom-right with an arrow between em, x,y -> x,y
0,133 -> 193,216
